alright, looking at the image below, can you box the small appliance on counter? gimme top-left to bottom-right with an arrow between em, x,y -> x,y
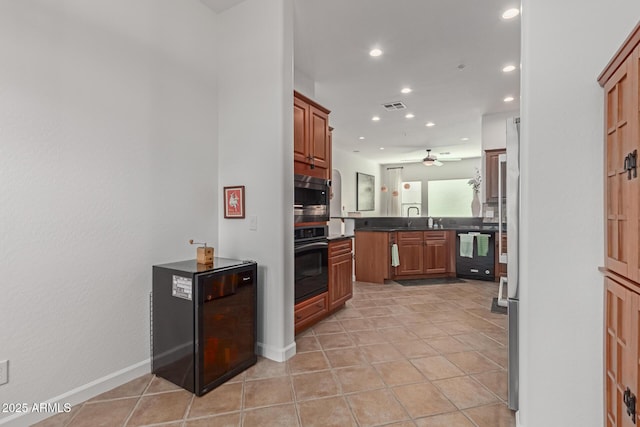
152,258 -> 257,396
189,239 -> 213,265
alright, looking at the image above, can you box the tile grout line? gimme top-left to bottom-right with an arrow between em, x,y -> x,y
121,375 -> 154,427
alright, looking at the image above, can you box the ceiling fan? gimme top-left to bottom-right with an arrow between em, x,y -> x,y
422,149 -> 443,166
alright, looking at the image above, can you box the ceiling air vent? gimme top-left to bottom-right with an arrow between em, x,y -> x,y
382,101 -> 406,111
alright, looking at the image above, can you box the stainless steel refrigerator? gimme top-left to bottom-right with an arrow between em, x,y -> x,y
500,117 -> 520,411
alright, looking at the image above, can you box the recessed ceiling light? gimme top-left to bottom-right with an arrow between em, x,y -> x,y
358,136 -> 365,140
379,147 -> 385,150
502,8 -> 520,19
461,137 -> 469,141
405,113 -> 415,119
369,48 -> 383,57
372,116 -> 380,121
502,65 -> 516,73
401,87 -> 412,94
425,122 -> 435,127
504,96 -> 515,103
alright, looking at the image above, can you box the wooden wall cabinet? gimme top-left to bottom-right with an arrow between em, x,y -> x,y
600,22 -> 640,427
294,91 -> 331,180
485,149 -> 506,203
328,239 -> 353,311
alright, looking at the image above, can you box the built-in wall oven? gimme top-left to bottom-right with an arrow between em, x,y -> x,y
294,174 -> 330,223
294,226 -> 328,304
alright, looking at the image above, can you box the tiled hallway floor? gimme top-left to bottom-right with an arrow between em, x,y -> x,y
35,279 -> 515,427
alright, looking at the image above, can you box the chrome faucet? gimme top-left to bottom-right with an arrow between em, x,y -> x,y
407,206 -> 420,217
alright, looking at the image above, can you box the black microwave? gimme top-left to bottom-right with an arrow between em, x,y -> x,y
294,174 -> 330,223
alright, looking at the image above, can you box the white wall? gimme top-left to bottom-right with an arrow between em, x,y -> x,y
332,147 -> 382,216
519,1 -> 640,426
293,67 -> 315,99
482,111 -> 519,150
217,0 -> 295,362
381,158 -> 481,217
0,1 -> 219,425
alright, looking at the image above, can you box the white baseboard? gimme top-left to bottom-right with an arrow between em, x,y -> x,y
516,410 -> 523,427
0,359 -> 150,427
256,340 -> 296,362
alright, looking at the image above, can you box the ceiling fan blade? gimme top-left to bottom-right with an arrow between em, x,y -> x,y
434,160 -> 443,166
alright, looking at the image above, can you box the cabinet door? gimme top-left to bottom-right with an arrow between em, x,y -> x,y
425,239 -> 448,274
605,53 -> 636,279
294,96 -> 310,164
310,105 -> 330,170
605,278 -> 638,427
396,232 -> 424,276
329,252 -> 353,311
354,231 -> 391,284
485,149 -> 506,203
631,46 -> 640,282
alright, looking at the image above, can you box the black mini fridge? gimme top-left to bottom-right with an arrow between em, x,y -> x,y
152,258 -> 257,396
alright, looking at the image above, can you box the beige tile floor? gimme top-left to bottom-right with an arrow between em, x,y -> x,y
34,279 -> 515,427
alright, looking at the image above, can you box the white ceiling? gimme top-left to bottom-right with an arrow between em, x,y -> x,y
294,0 -> 521,165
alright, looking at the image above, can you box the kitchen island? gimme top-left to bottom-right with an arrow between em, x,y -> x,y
354,220 -> 503,284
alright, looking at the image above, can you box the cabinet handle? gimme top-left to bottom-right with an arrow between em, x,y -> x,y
296,314 -> 302,320
316,302 -> 323,308
624,387 -> 637,424
625,150 -> 638,180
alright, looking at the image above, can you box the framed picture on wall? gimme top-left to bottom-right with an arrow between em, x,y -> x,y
224,185 -> 245,218
356,172 -> 375,211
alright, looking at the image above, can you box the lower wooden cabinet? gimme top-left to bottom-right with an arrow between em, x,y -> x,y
354,231 -> 394,283
605,275 -> 640,427
328,238 -> 353,311
295,238 -> 353,335
395,231 -> 449,277
294,292 -> 328,335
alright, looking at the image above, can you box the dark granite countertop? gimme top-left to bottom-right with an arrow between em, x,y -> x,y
355,226 -> 500,233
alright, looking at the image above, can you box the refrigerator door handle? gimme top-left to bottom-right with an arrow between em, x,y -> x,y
498,153 -> 507,264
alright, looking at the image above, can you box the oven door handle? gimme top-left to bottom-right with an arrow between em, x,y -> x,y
295,241 -> 329,253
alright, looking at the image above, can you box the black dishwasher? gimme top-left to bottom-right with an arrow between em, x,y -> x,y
455,231 -> 495,281
152,258 -> 257,396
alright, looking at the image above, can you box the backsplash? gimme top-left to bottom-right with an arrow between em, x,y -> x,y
353,216 -> 484,229
481,201 -> 507,223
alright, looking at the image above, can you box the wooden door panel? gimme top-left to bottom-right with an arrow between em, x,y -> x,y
396,241 -> 424,276
605,57 -> 633,278
310,105 -> 329,169
425,239 -> 448,274
605,278 -> 637,427
329,253 -> 353,310
293,97 -> 309,163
